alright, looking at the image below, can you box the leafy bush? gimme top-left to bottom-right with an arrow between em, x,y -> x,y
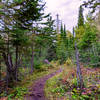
65,58 -> 72,66
72,78 -> 78,87
33,58 -> 43,69
8,87 -> 28,100
51,85 -> 66,97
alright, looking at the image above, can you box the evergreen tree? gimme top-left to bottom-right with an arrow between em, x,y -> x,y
0,0 -> 45,84
56,34 -> 67,64
63,24 -> 67,46
14,0 -> 45,29
78,6 -> 84,28
60,23 -> 64,38
75,6 -> 85,40
42,15 -> 55,34
60,23 -> 67,44
56,23 -> 68,64
82,0 -> 100,13
64,25 -> 66,38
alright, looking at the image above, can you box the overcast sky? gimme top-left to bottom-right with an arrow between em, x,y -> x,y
45,0 -> 82,31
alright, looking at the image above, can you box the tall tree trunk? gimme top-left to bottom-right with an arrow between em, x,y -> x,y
2,45 -> 19,85
15,45 -> 19,81
39,46 -> 41,57
30,46 -> 34,73
75,42 -> 84,89
6,33 -> 10,88
3,53 -> 14,83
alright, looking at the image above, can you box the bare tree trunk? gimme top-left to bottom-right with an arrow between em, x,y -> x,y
15,45 -> 18,81
3,53 -> 12,81
2,52 -> 19,85
30,46 -> 34,73
75,42 -> 84,89
6,34 -> 10,89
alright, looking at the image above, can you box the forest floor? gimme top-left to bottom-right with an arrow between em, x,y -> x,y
45,64 -> 100,100
0,62 -> 100,100
0,62 -> 62,100
24,68 -> 62,100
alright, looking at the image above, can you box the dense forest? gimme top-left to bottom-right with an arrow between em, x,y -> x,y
0,0 -> 100,100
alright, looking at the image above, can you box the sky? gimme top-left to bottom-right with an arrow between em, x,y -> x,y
45,0 -> 82,31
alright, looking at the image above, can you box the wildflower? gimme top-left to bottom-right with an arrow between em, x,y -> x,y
82,92 -> 87,95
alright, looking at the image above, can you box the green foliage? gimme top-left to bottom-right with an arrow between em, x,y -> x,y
56,24 -> 72,64
78,22 -> 97,49
75,15 -> 100,67
0,0 -> 100,99
42,15 -> 55,34
34,58 -> 43,69
14,0 -> 45,29
7,87 -> 28,100
72,92 -> 89,100
82,0 -> 100,13
51,85 -> 66,97
56,36 -> 67,64
11,28 -> 29,46
0,36 -> 4,48
72,78 -> 78,87
75,26 -> 85,40
45,71 -> 65,99
60,23 -> 67,43
71,84 -> 100,100
60,23 -> 64,38
79,42 -> 100,67
65,58 -> 73,66
14,0 -> 23,3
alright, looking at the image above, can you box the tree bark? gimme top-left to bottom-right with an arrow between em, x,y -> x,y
30,46 -> 34,73
15,45 -> 18,81
75,42 -> 84,89
2,52 -> 18,85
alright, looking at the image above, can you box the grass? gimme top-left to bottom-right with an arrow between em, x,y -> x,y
45,65 -> 69,100
45,73 -> 62,100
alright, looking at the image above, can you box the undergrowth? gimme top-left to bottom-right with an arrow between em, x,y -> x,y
0,61 -> 60,100
45,60 -> 100,100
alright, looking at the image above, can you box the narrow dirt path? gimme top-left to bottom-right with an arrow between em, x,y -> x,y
25,69 -> 62,100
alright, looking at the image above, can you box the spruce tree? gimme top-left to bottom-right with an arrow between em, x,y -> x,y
63,24 -> 67,44
82,0 -> 100,13
78,6 -> 84,27
60,23 -> 64,38
0,0 -> 45,84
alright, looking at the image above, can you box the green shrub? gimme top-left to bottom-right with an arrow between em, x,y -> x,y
8,87 -> 28,100
65,58 -> 73,66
